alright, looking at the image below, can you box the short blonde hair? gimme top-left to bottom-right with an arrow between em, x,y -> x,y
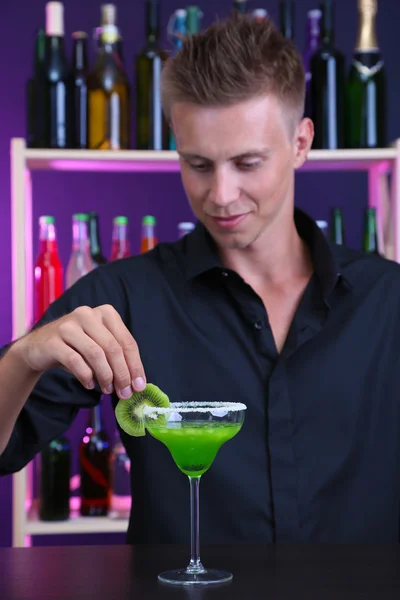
161,14 -> 306,130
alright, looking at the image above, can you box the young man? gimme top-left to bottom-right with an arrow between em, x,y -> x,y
1,16 -> 400,544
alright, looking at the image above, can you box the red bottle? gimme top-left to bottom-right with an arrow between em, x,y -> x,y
34,215 -> 63,323
110,216 -> 131,260
140,215 -> 157,253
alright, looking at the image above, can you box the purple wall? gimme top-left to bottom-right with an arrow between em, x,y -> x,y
0,0 -> 399,547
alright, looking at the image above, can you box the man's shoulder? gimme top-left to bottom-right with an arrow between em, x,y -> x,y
331,243 -> 400,291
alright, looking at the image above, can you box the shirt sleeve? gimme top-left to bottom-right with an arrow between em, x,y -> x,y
0,265 -> 128,475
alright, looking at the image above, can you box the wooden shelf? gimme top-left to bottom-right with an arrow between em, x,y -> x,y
19,144 -> 397,173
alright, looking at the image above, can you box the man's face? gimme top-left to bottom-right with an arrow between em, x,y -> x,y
172,95 -> 312,250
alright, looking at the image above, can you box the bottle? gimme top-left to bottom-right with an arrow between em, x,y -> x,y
97,4 -> 124,64
42,1 -> 73,148
87,6 -> 130,150
34,216 -> 64,323
303,9 -> 322,120
345,0 -> 386,149
233,0 -> 248,15
186,6 -> 202,35
109,430 -> 131,519
168,9 -> 187,151
330,208 -> 346,245
70,32 -> 89,149
311,0 -> 345,149
79,404 -> 111,517
252,9 -> 269,22
88,212 -> 107,267
39,435 -> 71,521
110,216 -> 131,260
140,215 -> 158,253
66,213 -> 94,288
135,0 -> 169,151
363,207 -> 380,255
279,0 -> 295,41
26,28 -> 46,148
178,222 -> 195,239
316,220 -> 328,238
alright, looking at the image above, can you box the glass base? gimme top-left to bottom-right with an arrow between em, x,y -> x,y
158,568 -> 233,586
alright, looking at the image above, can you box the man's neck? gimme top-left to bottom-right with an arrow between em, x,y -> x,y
218,216 -> 313,288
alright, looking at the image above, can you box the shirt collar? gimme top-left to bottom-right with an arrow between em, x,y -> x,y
184,208 -> 348,300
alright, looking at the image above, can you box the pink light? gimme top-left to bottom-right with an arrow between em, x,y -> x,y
83,435 -> 90,443
46,159 -> 181,173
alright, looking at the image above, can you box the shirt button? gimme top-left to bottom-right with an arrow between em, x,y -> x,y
254,321 -> 262,330
221,271 -> 229,277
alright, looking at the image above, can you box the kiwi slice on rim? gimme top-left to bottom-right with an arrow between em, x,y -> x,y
115,383 -> 170,437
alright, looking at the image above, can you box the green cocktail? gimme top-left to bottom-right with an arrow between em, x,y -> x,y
143,402 -> 247,586
146,421 -> 242,477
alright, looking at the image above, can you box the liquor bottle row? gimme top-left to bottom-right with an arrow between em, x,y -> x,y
318,206 -> 380,254
39,402 -> 130,521
26,0 -> 386,152
34,212 -> 195,323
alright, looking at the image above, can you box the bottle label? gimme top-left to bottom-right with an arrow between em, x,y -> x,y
352,57 -> 384,78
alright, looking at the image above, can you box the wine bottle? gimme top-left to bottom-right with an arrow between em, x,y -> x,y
70,32 -> 89,149
168,9 -> 187,151
88,212 -> 107,267
42,1 -> 73,148
34,216 -> 64,323
311,0 -> 345,149
330,208 -> 346,245
109,430 -> 131,519
135,0 -> 169,150
110,216 -> 131,260
233,0 -> 248,15
39,435 -> 71,521
98,4 -> 124,64
26,28 -> 46,148
140,215 -> 158,253
79,404 -> 111,517
303,9 -> 322,120
345,0 -> 386,149
279,0 -> 295,41
88,7 -> 130,150
66,213 -> 94,288
363,207 -> 380,255
186,6 -> 202,35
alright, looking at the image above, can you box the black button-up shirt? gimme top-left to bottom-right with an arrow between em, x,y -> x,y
1,208 -> 400,543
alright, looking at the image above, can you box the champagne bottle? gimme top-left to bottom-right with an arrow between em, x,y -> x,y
88,212 -> 107,267
136,0 -> 169,150
40,1 -> 73,148
345,0 -> 386,149
311,0 -> 345,149
70,32 -> 89,149
303,9 -> 322,120
26,28 -> 46,148
79,404 -> 111,517
363,207 -> 380,255
39,435 -> 71,521
88,6 -> 130,150
233,0 -> 248,15
330,208 -> 346,245
66,213 -> 94,288
279,0 -> 295,41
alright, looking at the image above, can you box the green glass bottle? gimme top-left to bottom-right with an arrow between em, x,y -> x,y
280,0 -> 295,41
39,435 -> 71,521
330,208 -> 346,245
87,6 -> 130,150
136,0 -> 169,150
26,28 -> 46,148
363,207 -> 380,255
186,6 -> 202,34
233,0 -> 248,15
311,0 -> 345,149
345,0 -> 386,149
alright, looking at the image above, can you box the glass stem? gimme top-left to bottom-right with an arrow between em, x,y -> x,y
187,476 -> 205,574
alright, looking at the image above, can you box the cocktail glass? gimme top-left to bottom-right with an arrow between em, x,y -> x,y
143,401 -> 247,586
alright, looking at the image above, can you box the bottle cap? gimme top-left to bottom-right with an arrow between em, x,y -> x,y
114,216 -> 129,225
142,215 -> 156,226
253,9 -> 268,19
72,31 -> 88,39
46,2 -> 64,37
101,3 -> 117,25
39,215 -> 55,225
73,213 -> 89,221
358,0 -> 377,14
178,222 -> 195,231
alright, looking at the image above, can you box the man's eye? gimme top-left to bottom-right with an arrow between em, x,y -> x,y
189,163 -> 211,172
238,162 -> 260,170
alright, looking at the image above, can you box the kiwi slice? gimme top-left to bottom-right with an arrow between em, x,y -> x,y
115,383 -> 170,437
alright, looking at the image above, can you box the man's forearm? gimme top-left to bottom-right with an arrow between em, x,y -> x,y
0,341 -> 41,456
